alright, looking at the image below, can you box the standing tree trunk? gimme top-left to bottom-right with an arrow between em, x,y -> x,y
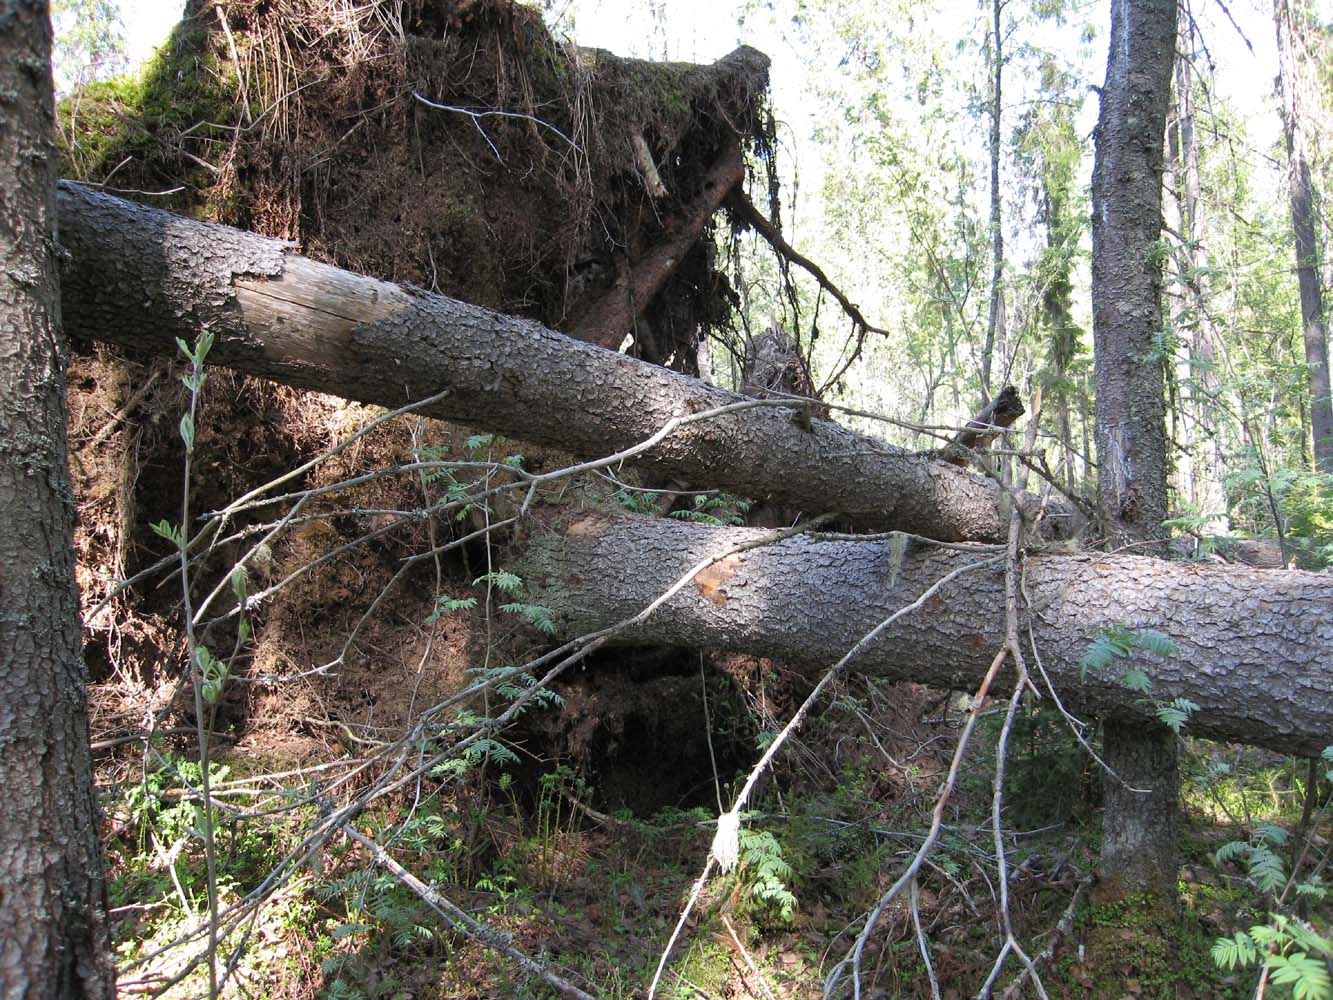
1276,0 -> 1333,474
1088,0 -> 1180,964
0,2 -> 113,996
1091,0 -> 1175,549
980,0 -> 1006,403
1167,15 -> 1228,531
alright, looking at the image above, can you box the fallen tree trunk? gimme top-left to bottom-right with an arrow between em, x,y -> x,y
55,182 -> 1067,543
519,514 -> 1332,757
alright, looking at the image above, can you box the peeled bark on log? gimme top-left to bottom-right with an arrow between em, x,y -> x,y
55,181 -> 1062,543
520,514 -> 1333,757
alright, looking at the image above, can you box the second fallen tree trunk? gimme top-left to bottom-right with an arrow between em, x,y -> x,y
55,182 -> 1068,544
519,514 -> 1332,757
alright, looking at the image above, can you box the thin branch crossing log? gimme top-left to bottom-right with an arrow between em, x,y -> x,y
520,514 -> 1333,757
56,182 -> 1063,543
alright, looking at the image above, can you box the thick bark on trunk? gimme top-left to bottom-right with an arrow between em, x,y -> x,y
1090,0 -> 1179,910
1090,0 -> 1176,547
521,514 -> 1332,757
1098,721 -> 1179,893
0,4 -> 113,997
54,182 -> 1067,544
1276,0 -> 1333,474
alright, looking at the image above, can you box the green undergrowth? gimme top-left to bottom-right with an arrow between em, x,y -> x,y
98,706 -> 1331,998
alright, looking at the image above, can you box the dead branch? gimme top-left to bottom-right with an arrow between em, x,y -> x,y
344,827 -> 595,1000
727,188 -> 890,340
568,137 -> 746,349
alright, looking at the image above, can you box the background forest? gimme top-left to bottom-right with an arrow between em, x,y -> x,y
23,0 -> 1333,997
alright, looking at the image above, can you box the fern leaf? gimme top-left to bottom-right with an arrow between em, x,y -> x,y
1132,628 -> 1179,657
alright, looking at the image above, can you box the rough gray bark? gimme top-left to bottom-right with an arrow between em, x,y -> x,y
1091,0 -> 1179,900
521,515 -> 1332,757
1090,0 -> 1177,546
1099,720 -> 1179,890
54,182 -> 1068,544
1276,0 -> 1333,474
0,3 -> 113,996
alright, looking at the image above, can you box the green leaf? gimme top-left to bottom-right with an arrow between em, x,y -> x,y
1155,697 -> 1198,732
1267,952 -> 1332,1000
1211,931 -> 1257,970
1132,628 -> 1178,657
474,570 -> 522,594
499,601 -> 556,634
332,922 -> 373,941
1120,667 -> 1152,693
179,412 -> 195,451
230,565 -> 249,601
1255,824 -> 1291,846
426,595 -> 477,622
150,519 -> 183,547
1249,845 -> 1287,894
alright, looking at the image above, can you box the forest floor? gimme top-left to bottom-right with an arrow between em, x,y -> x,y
75,355 -> 1329,1000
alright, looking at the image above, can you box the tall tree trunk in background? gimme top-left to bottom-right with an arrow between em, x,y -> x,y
1089,0 -> 1179,948
980,0 -> 1006,403
0,2 -> 114,996
1168,11 -> 1228,531
1276,0 -> 1333,474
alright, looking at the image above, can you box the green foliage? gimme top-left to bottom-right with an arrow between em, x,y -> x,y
429,569 -> 556,635
474,569 -> 523,594
669,493 -> 752,526
994,705 -> 1093,827
1213,916 -> 1333,1000
415,433 -> 524,523
1216,824 -> 1289,895
194,644 -> 228,704
1284,473 -> 1333,567
614,488 -> 664,515
1155,697 -> 1201,734
150,518 -> 183,548
737,827 -> 797,923
122,753 -> 232,849
1079,626 -> 1178,683
1223,459 -> 1333,569
52,0 -> 126,89
468,665 -> 564,710
425,594 -> 478,621
498,600 -> 557,633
